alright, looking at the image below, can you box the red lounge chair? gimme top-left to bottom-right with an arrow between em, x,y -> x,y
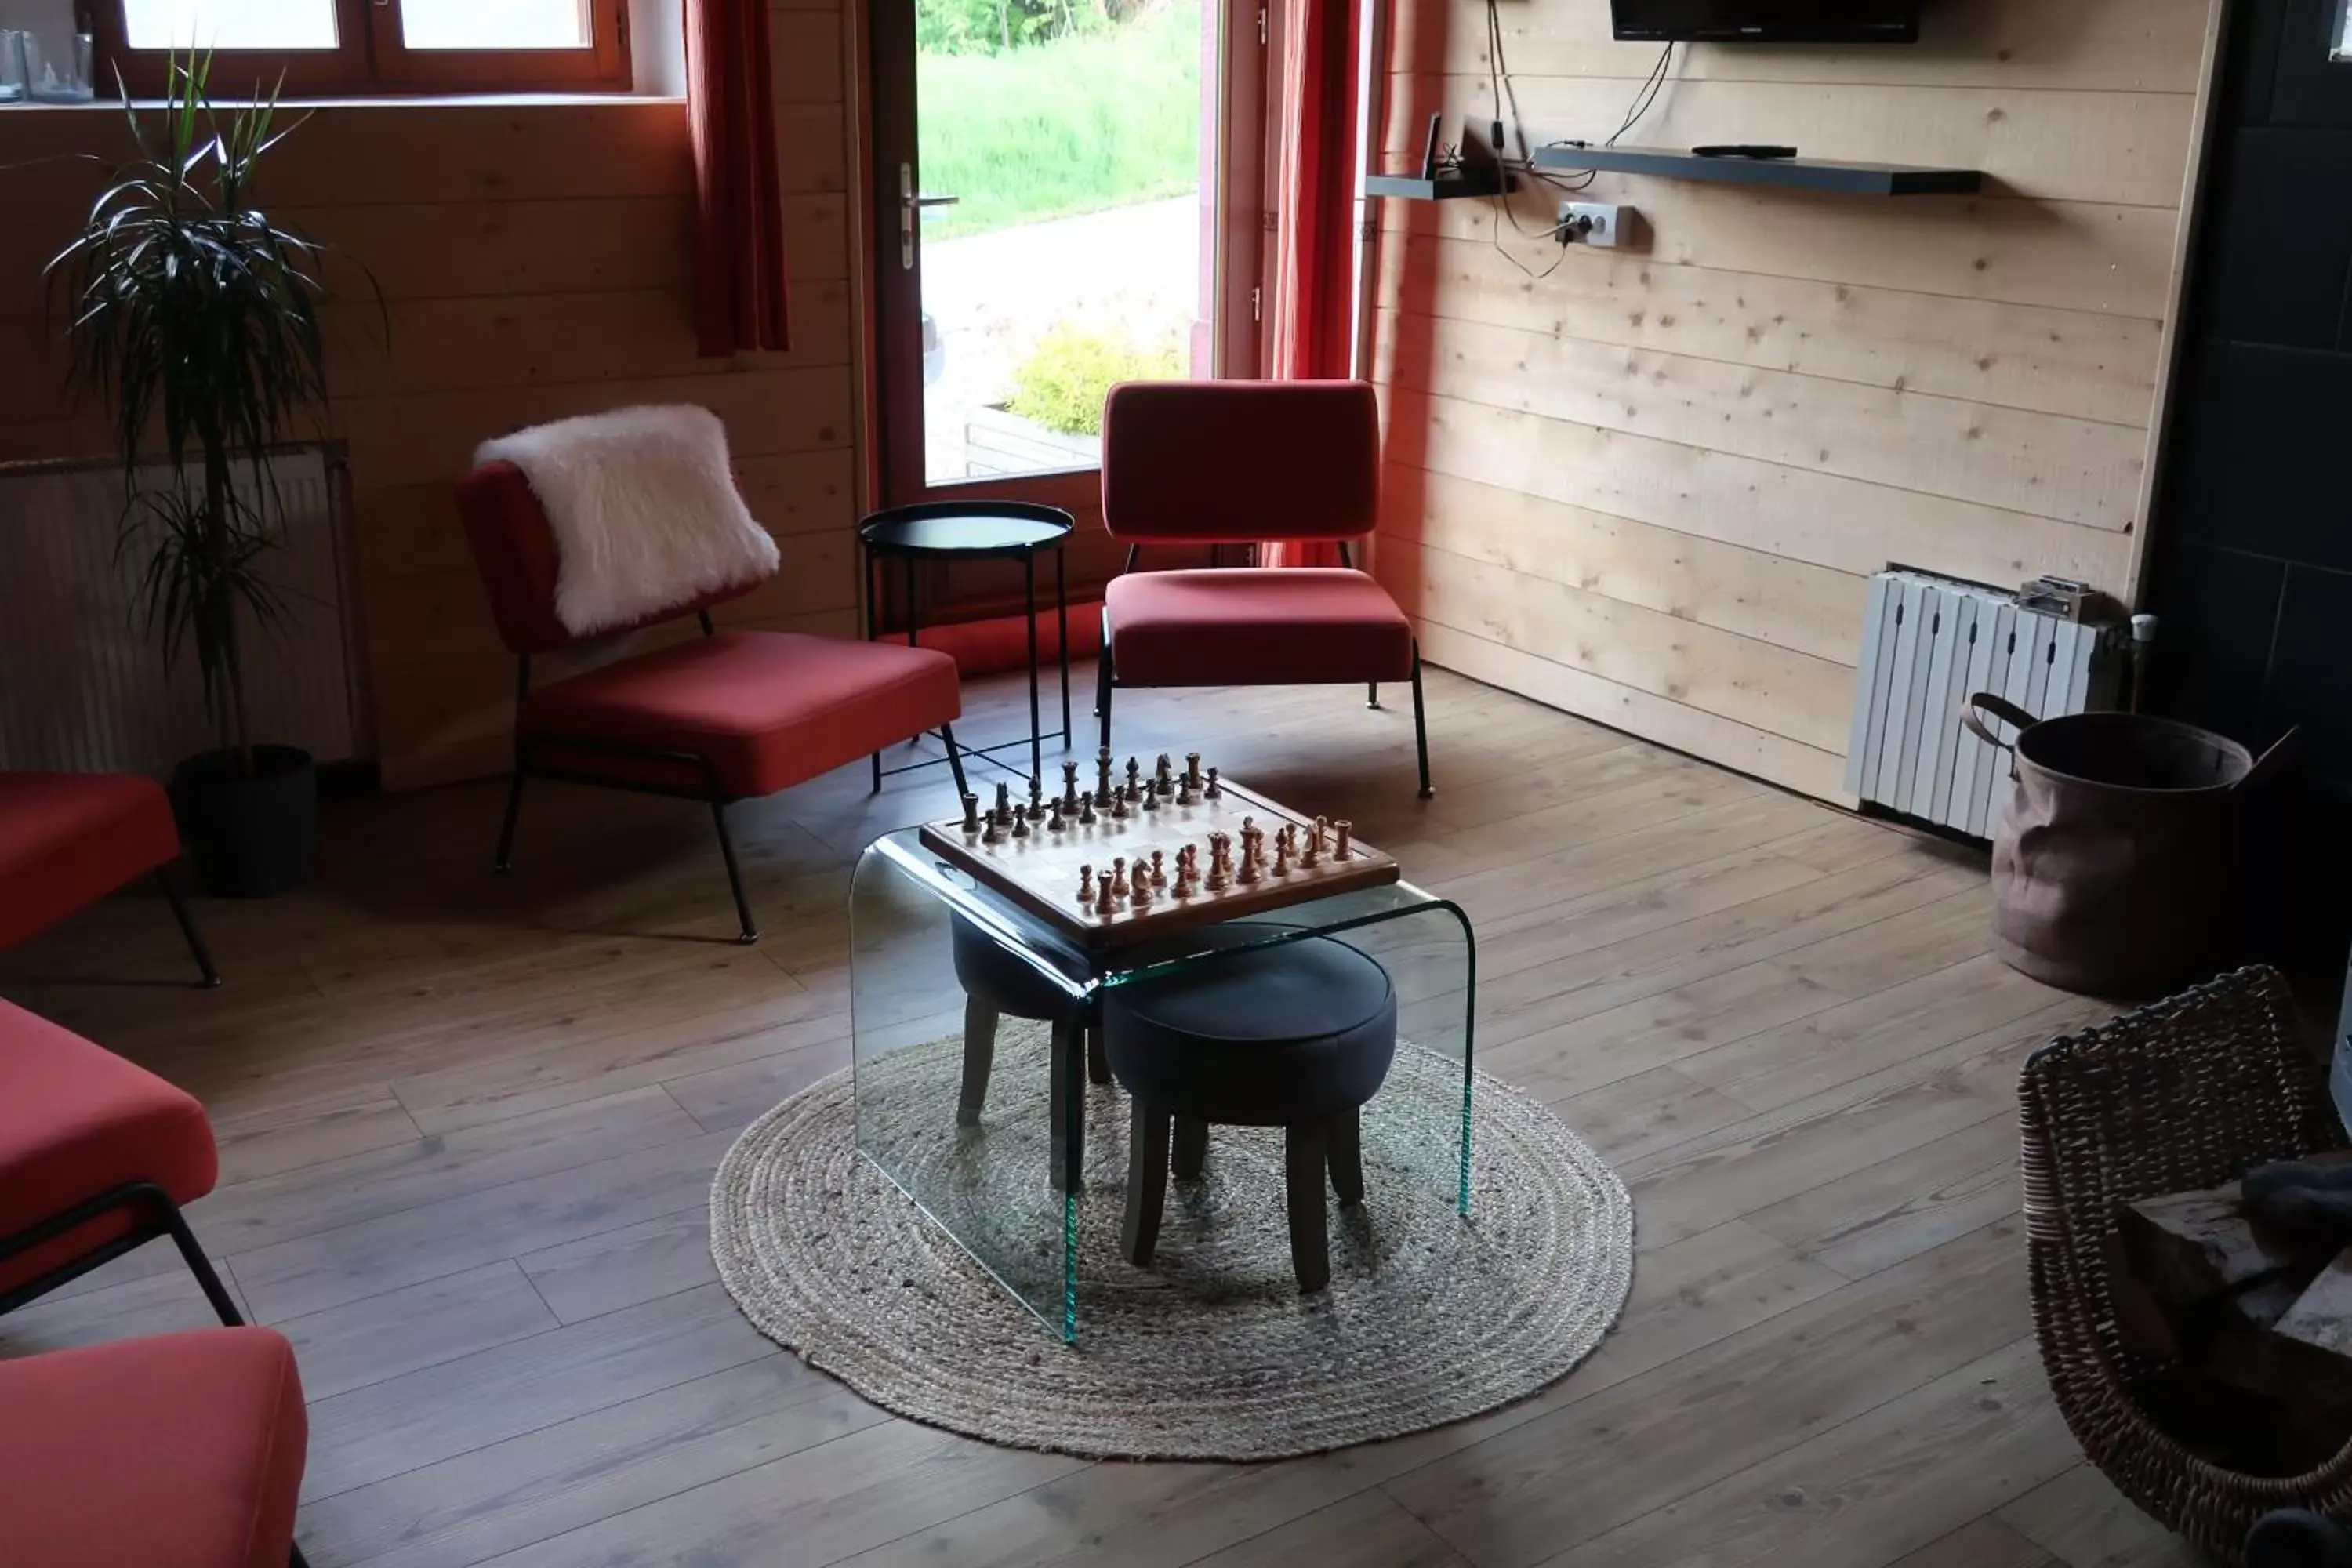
456,460 -> 967,942
0,771 -> 219,985
1095,380 -> 1432,797
0,1328 -> 310,1568
0,996 -> 238,1323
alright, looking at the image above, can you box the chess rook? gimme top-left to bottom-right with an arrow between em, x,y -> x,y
1334,820 -> 1354,860
960,793 -> 981,834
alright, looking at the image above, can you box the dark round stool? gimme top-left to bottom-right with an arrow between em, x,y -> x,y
949,914 -> 1107,1192
1104,928 -> 1398,1293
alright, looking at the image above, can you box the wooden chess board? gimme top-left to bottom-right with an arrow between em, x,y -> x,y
918,775 -> 1399,947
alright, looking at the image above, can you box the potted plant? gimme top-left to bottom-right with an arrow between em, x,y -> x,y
49,55 -> 350,896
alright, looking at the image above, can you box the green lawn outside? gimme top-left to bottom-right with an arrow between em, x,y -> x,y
916,0 -> 1201,241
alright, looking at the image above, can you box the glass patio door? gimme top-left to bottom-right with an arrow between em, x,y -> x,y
870,0 -> 1260,506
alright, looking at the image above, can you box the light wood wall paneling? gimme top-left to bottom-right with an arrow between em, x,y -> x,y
1379,465 -> 1868,664
1371,0 -> 2222,804
1377,308 -> 2148,528
1388,542 -> 1858,753
1372,234 -> 2163,428
1393,0 -> 2212,93
1385,192 -> 2179,319
1379,389 -> 2138,590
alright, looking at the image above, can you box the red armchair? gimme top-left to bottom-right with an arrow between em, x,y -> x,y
456,461 -> 967,942
0,771 -> 219,985
0,1328 -> 310,1568
0,996 -> 238,1327
1095,380 -> 1431,797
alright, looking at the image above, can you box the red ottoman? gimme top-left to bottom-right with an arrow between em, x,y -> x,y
0,771 -> 219,984
0,1328 -> 308,1568
0,998 -> 234,1322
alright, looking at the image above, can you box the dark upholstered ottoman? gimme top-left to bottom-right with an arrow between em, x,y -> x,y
949,914 -> 1109,1192
1104,927 -> 1398,1292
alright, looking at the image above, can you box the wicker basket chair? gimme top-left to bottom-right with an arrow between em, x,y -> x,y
2021,964 -> 2349,1560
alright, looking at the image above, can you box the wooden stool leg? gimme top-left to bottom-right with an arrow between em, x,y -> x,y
957,999 -> 999,1127
1086,1023 -> 1111,1087
1172,1116 -> 1209,1181
1329,1105 -> 1365,1206
1122,1099 -> 1171,1265
1047,1014 -> 1084,1193
1285,1120 -> 1331,1294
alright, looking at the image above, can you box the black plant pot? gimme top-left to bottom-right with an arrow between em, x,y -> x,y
169,744 -> 318,898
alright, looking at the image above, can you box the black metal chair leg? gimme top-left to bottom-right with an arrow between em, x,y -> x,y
493,767 -> 527,872
1410,648 -> 1434,799
292,1544 -> 313,1568
158,1201 -> 243,1327
1367,681 -> 1380,710
870,752 -> 883,794
710,801 -> 758,944
941,721 -> 971,802
1095,635 -> 1114,753
155,869 -> 220,989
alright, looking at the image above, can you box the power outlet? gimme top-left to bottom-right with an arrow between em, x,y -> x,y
1556,201 -> 1632,248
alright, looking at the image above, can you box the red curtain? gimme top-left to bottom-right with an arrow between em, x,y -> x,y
1261,0 -> 1361,569
686,0 -> 792,356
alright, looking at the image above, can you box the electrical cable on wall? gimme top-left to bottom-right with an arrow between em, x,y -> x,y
1479,10 -> 1675,270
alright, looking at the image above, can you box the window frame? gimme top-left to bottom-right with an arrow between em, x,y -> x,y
90,0 -> 633,99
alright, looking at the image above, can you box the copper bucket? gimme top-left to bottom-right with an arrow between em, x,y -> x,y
1959,693 -> 2296,999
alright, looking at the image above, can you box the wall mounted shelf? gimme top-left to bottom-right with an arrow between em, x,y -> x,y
1528,144 -> 1981,197
1364,170 -> 1515,201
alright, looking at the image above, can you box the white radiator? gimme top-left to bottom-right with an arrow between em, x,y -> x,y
0,452 -> 362,775
1842,569 -> 2117,838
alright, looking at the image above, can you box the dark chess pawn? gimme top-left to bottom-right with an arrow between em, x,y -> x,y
1077,865 -> 1095,905
1142,783 -> 1160,812
1010,810 -> 1029,840
1047,800 -> 1066,833
1205,766 -> 1222,800
1079,794 -> 1097,825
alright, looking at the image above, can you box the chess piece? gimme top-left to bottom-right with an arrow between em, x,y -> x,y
1010,809 -> 1029,840
1026,775 -> 1045,820
993,782 -> 1013,828
1096,746 -> 1115,807
1155,753 -> 1174,795
1079,794 -> 1096,825
982,815 -> 1004,846
1273,825 -> 1293,877
1111,787 -> 1131,821
1334,820 -> 1354,860
1172,846 -> 1196,897
1206,833 -> 1232,892
960,793 -> 981,835
1301,815 -> 1324,868
1047,800 -> 1065,833
1062,760 -> 1081,811
1095,873 -> 1119,917
1235,822 -> 1260,886
1131,876 -> 1152,911
1078,865 -> 1095,904
1205,766 -> 1221,800
1149,849 -> 1167,889
1177,774 -> 1198,807
1142,782 -> 1160,812
1186,751 -> 1202,790
1110,857 -> 1130,898
1124,757 -> 1142,803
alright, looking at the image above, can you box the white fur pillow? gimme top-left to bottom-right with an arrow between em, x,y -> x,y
475,405 -> 780,637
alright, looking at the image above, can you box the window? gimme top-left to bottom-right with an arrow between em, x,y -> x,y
96,0 -> 630,96
2336,0 -> 2352,63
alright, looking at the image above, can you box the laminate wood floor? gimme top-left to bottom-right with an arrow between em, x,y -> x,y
0,670 -> 2209,1567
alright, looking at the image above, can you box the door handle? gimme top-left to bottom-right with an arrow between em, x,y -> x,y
898,164 -> 960,270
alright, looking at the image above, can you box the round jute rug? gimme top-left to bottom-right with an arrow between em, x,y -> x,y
709,1022 -> 1634,1461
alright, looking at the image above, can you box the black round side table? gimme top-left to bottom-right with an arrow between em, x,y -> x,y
858,500 -> 1075,789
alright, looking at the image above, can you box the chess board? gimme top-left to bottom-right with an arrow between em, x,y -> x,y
918,773 -> 1399,947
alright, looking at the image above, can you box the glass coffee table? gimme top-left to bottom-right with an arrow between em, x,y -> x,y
849,824 -> 1475,1343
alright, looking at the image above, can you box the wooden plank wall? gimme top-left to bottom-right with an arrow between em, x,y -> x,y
1368,0 -> 2220,801
0,0 -> 855,788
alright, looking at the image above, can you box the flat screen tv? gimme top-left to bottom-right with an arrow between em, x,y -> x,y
1610,1 -> 1918,42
